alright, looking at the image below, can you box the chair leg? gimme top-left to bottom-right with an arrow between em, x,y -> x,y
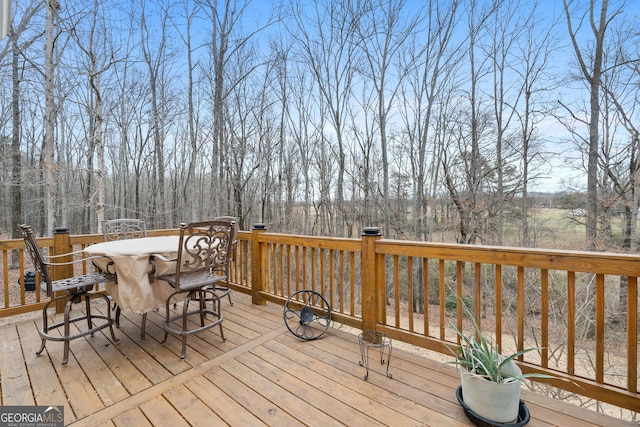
211,292 -> 226,341
115,305 -> 121,327
162,289 -> 225,360
85,293 -> 94,336
100,294 -> 119,344
139,312 -> 147,340
214,284 -> 233,306
36,303 -> 50,356
161,297 -> 174,344
62,298 -> 75,365
199,291 -> 207,326
180,293 -> 192,359
219,321 -> 226,341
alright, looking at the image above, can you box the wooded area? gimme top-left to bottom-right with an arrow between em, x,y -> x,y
0,0 -> 638,251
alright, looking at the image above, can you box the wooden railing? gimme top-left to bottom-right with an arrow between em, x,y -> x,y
1,225 -> 638,413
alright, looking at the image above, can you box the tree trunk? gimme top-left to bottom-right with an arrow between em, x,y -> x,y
10,28 -> 23,258
44,0 -> 59,235
564,0 -> 609,250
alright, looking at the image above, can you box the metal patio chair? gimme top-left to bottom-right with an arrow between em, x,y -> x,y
102,218 -> 150,339
152,220 -> 233,359
103,218 -> 147,241
20,224 -> 118,365
209,216 -> 239,307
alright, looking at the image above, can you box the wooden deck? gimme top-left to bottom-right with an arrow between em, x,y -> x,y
0,293 -> 633,426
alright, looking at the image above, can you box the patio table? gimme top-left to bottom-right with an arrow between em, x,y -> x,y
84,236 -> 180,314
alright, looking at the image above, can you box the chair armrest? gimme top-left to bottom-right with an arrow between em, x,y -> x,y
148,253 -> 176,281
46,254 -> 110,265
149,253 -> 174,262
46,249 -> 89,260
47,254 -> 116,275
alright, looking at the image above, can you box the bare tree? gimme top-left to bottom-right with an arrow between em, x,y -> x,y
43,0 -> 59,235
198,0 -> 276,218
599,25 -> 640,319
138,0 -> 177,228
289,0 -> 361,236
170,0 -> 202,221
563,0 -> 622,250
355,0 -> 422,238
398,0 -> 461,242
65,0 -> 122,232
511,2 -> 558,247
485,0 -> 524,245
7,0 -> 43,246
441,0 -> 497,244
285,64 -> 319,234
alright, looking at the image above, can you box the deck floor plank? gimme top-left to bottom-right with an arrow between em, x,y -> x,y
264,336 -> 469,426
0,321 -> 35,406
113,311 -> 193,377
16,320 -> 73,420
96,312 -> 172,386
237,344 -> 401,426
184,375 -> 268,426
36,313 -> 108,421
163,384 -> 227,425
111,407 -> 153,427
204,359 -> 311,426
139,394 -> 191,427
67,324 -> 134,407
16,320 -> 83,420
293,332 -> 471,413
0,292 -> 634,426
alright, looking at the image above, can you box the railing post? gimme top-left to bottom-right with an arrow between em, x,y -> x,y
251,223 -> 267,306
361,226 -> 382,332
52,227 -> 73,313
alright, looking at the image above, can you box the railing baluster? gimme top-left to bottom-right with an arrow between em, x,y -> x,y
423,258 -> 429,338
338,250 -> 344,314
628,276 -> 638,393
541,268 -> 549,368
518,266 -> 525,358
296,245 -> 300,294
407,256 -> 414,333
349,251 -> 355,317
285,245 -> 291,297
596,273 -> 605,383
456,261 -> 463,340
393,254 -> 400,329
474,262 -> 481,329
568,271 -> 576,376
439,259 -> 446,341
495,264 -> 502,350
302,246 -> 308,292
3,251 -> 9,308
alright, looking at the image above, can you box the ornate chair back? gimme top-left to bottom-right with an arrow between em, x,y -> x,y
173,220 -> 235,290
20,225 -> 53,296
103,218 -> 147,241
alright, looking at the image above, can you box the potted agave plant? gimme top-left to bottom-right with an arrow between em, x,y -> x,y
449,310 -> 553,426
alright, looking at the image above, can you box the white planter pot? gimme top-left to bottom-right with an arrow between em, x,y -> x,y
459,364 -> 522,423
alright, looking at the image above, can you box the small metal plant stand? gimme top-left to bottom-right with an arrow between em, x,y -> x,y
283,290 -> 332,340
358,330 -> 392,380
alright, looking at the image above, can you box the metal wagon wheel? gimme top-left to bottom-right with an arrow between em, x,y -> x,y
283,290 -> 332,340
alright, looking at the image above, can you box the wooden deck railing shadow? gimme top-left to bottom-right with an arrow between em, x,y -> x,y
0,224 -> 637,414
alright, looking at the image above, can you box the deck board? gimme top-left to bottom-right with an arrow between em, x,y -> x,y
0,292 -> 633,426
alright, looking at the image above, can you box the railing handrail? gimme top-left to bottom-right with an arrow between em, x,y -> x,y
376,238 -> 640,275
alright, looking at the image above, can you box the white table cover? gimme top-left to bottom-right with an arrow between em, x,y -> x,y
84,236 -> 180,314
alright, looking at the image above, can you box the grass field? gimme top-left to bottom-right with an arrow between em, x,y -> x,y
504,208 -> 637,251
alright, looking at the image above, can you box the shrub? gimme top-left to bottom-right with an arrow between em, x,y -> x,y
445,294 -> 471,311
